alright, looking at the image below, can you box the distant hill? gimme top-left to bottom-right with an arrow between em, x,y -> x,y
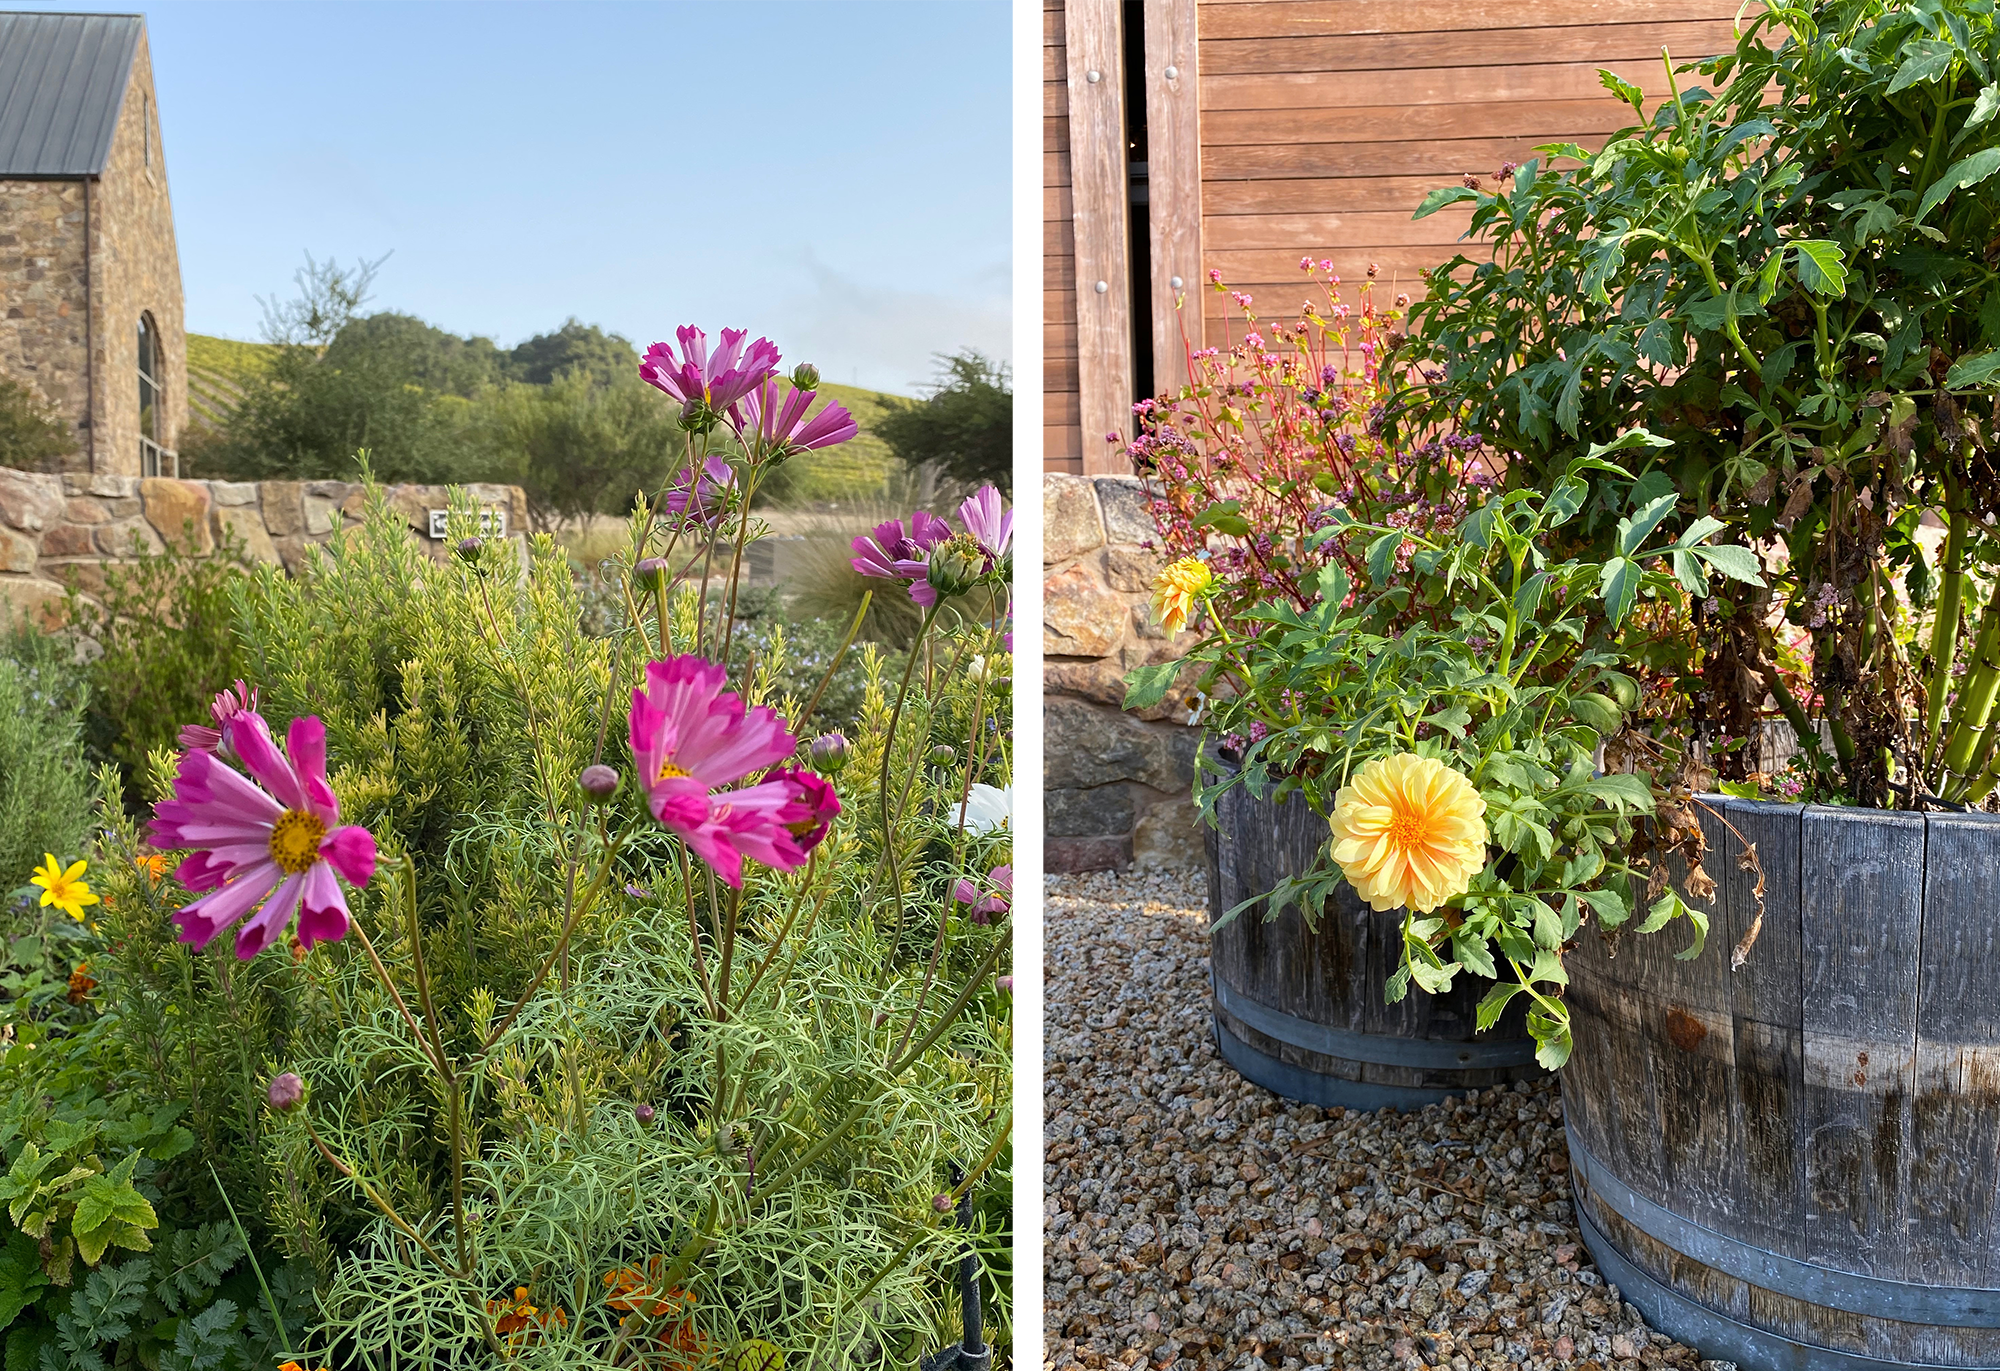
182,332 -> 909,501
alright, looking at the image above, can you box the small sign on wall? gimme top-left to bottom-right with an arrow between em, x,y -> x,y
427,508 -> 508,540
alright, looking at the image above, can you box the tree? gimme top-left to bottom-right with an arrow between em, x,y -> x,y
874,350 -> 1012,492
506,320 -> 640,388
476,369 -> 680,530
0,374 -> 77,472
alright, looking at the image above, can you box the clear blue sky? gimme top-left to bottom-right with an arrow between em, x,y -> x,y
33,0 -> 1011,396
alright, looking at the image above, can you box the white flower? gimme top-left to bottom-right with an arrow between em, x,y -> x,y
955,783 -> 1011,835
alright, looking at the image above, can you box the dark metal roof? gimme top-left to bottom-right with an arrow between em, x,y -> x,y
0,12 -> 143,177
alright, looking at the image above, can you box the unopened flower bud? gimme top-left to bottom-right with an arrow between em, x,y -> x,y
933,1193 -> 954,1214
267,1072 -> 304,1112
455,536 -> 484,563
997,975 -> 1014,994
633,557 -> 669,591
678,398 -> 717,433
809,732 -> 850,774
579,765 -> 620,801
635,1102 -> 657,1125
791,362 -> 821,390
929,744 -> 957,766
924,534 -> 985,600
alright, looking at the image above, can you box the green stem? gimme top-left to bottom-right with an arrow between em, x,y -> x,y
1941,594 -> 2000,795
882,606 -> 940,942
1924,480 -> 1970,761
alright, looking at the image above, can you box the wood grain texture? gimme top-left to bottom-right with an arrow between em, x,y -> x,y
1199,23 -> 1741,77
1912,811 -> 2000,1289
1045,0 -> 1081,467
1204,208 -> 1478,250
1799,805 -> 1924,1282
1202,62 -> 1684,111
1146,0 -> 1204,397
1204,135 -> 1623,181
1065,0 -> 1137,473
1204,174 -> 1546,215
1200,0 -> 1748,38
1201,97 -> 1636,147
1720,797 -> 1807,1260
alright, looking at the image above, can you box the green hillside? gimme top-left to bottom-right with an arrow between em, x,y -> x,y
182,332 -> 907,500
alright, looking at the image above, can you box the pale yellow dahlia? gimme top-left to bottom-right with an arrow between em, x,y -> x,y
1328,754 -> 1489,913
1151,557 -> 1214,635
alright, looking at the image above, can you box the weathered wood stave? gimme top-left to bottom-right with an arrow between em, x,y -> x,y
1205,773 -> 1544,1112
1564,797 -> 2000,1370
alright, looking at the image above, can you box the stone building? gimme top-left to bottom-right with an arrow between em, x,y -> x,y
0,11 -> 185,478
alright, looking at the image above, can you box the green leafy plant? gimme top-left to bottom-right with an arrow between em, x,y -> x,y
1129,454 -> 1765,1066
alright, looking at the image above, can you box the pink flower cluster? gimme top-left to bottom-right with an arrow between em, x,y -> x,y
151,702 -> 377,960
628,656 -> 838,888
639,324 -> 857,458
849,485 -> 1013,608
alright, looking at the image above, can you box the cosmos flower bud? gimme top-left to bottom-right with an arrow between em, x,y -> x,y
809,732 -> 850,774
933,1194 -> 954,1214
579,765 -> 620,801
455,536 -> 484,563
929,744 -> 957,766
635,1102 -> 656,1125
924,534 -> 985,600
997,975 -> 1013,994
678,398 -> 717,434
633,557 -> 669,591
791,362 -> 821,390
268,1072 -> 305,1112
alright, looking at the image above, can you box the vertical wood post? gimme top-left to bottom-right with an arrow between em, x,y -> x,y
1063,0 -> 1133,473
1143,0 -> 1200,399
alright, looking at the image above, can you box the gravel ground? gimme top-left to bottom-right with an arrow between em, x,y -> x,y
1043,868 -> 1723,1371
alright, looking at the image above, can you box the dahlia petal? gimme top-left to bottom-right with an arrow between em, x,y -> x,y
234,873 -> 305,960
295,863 -> 352,950
320,825 -> 377,887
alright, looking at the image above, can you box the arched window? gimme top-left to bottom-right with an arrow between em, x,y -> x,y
138,314 -> 172,476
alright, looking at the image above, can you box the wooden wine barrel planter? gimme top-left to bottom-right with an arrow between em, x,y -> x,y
1563,796 -> 2000,1370
1205,769 -> 1545,1112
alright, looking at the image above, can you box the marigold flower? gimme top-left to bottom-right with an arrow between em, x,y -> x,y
66,961 -> 94,1004
31,855 -> 97,921
148,711 -> 377,959
640,326 -> 781,413
1150,557 -> 1214,635
628,657 -> 837,888
1327,753 -> 1488,913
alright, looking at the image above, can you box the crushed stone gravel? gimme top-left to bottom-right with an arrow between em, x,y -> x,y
1043,867 -> 1732,1371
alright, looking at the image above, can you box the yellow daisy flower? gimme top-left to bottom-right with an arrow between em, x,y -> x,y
1150,557 -> 1214,636
1328,755 -> 1488,913
30,855 -> 98,922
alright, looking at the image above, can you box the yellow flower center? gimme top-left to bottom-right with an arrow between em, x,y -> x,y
657,760 -> 691,781
1387,811 -> 1426,848
268,809 -> 327,875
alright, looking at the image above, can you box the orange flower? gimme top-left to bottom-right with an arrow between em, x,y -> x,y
66,962 -> 95,1004
487,1286 -> 566,1347
136,853 -> 170,881
1328,753 -> 1488,913
604,1256 -> 691,1320
1149,557 -> 1213,636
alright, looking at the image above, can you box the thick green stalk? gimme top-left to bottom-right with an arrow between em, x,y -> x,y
1941,594 -> 2000,797
1924,482 -> 1969,760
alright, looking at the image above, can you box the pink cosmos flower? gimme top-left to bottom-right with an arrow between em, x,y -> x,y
733,380 -> 858,454
952,863 -> 1012,923
850,511 -> 953,608
628,656 -> 838,887
150,711 -> 377,959
177,680 -> 259,759
639,326 -> 782,413
664,455 -> 736,526
957,486 -> 1012,565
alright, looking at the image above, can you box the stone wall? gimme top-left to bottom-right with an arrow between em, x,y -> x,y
0,465 -> 528,629
1043,473 -> 1203,872
0,180 -> 91,458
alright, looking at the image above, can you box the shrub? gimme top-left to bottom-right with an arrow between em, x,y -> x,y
0,375 -> 77,473
0,628 -> 93,885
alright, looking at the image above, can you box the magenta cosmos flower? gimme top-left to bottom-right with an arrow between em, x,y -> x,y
628,656 -> 838,887
640,326 -> 781,413
732,379 -> 858,455
150,711 -> 377,959
664,454 -> 736,527
176,679 -> 258,759
850,511 -> 954,607
957,486 -> 1012,565
952,863 -> 1012,923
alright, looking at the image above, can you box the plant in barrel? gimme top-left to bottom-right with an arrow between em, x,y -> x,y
1128,444 -> 1766,1069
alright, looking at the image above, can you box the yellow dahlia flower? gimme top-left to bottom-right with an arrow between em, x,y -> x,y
1328,754 -> 1488,913
1151,557 -> 1214,635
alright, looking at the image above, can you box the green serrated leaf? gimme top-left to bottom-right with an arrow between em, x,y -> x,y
1791,238 -> 1849,297
1598,556 -> 1642,629
1121,661 -> 1183,711
1945,348 -> 2000,388
1919,146 -> 2000,221
1475,981 -> 1524,1032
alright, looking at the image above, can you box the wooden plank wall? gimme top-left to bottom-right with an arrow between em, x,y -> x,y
1045,0 -> 1083,473
1196,0 -> 1746,339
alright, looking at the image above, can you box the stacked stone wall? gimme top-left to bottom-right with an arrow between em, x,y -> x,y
1042,473 -> 1203,872
0,181 -> 91,460
0,465 -> 528,628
